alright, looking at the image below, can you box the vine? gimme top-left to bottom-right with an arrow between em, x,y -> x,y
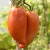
10,0 -> 33,10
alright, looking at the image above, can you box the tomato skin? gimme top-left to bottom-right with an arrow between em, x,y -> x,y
18,11 -> 39,48
8,7 -> 27,44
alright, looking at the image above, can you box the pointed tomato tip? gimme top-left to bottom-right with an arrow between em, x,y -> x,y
18,44 -> 25,48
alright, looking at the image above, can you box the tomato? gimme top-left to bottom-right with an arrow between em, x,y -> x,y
8,6 -> 39,48
8,6 -> 27,44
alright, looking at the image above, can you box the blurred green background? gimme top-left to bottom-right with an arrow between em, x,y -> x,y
0,0 -> 50,50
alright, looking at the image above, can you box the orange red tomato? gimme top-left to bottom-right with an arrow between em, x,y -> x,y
8,6 -> 39,48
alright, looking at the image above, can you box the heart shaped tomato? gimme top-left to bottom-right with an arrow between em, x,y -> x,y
8,7 -> 39,48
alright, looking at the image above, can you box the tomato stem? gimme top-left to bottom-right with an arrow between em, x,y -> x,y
10,0 -> 33,10
23,0 -> 33,10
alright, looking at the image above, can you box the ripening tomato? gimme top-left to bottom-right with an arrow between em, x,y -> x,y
8,6 -> 27,44
8,6 -> 39,48
18,11 -> 39,48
